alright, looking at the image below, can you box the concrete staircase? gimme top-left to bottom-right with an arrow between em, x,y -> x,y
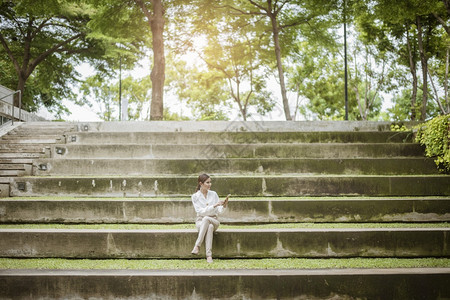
0,122 -> 77,197
0,121 -> 449,299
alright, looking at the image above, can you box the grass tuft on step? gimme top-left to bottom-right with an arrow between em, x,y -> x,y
1,258 -> 449,270
0,223 -> 448,230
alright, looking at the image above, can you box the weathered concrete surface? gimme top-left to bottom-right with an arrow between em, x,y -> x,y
67,131 -> 415,145
72,120 -> 417,132
0,228 -> 448,258
0,269 -> 448,300
50,143 -> 426,159
33,157 -> 439,176
10,175 -> 450,197
1,198 -> 449,224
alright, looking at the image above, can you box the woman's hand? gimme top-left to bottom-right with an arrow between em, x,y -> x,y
214,201 -> 224,208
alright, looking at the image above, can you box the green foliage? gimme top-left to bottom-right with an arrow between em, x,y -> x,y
80,74 -> 152,121
415,114 -> 450,173
0,0 -> 147,115
390,123 -> 408,132
165,56 -> 232,120
388,88 -> 441,121
163,108 -> 191,121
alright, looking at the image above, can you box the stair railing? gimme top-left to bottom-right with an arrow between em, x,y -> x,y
0,90 -> 22,125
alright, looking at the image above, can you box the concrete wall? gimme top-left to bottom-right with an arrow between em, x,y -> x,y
0,228 -> 448,258
10,176 -> 450,197
1,198 -> 448,224
75,120 -> 420,132
1,269 -> 449,299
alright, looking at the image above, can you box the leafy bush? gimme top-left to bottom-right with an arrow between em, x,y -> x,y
390,123 -> 407,132
415,115 -> 450,173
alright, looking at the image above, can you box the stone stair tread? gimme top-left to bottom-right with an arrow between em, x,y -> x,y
0,170 -> 20,176
1,267 -> 448,300
34,157 -> 439,176
1,196 -> 448,223
0,153 -> 40,158
2,134 -> 63,139
0,146 -> 46,151
0,177 -> 10,184
0,228 -> 447,259
10,175 -> 450,197
64,120 -> 400,132
0,159 -> 34,164
2,223 -> 448,229
67,131 -> 415,144
0,164 -> 26,170
0,139 -> 61,144
1,268 -> 449,275
3,227 -> 448,231
51,143 -> 426,159
4,195 -> 449,200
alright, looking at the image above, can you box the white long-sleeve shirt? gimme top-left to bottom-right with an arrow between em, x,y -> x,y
191,190 -> 225,218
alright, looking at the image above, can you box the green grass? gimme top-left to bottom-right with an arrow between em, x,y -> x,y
0,223 -> 448,230
1,258 -> 449,270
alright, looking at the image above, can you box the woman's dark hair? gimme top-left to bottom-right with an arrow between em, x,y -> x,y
196,173 -> 210,192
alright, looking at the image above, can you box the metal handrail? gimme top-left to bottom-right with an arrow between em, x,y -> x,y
0,90 -> 22,125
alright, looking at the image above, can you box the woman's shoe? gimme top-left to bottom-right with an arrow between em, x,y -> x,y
206,256 -> 213,263
191,246 -> 199,255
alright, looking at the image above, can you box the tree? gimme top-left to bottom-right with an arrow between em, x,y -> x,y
196,16 -> 275,120
80,75 -> 116,121
80,74 -> 153,121
0,0 -> 105,113
165,56 -> 231,120
133,0 -> 165,120
219,0 -> 338,121
358,0 -> 449,120
0,0 -> 147,116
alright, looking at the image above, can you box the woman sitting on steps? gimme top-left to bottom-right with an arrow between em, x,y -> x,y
191,173 -> 230,263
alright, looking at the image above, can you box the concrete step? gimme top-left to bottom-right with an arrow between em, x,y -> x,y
0,228 -> 448,258
0,170 -> 21,177
49,143 -> 426,159
1,135 -> 64,142
7,130 -> 70,136
0,145 -> 47,153
32,157 -> 439,176
0,159 -> 34,164
0,164 -> 26,170
0,178 -> 10,184
0,153 -> 40,159
16,122 -> 77,130
67,120 -> 400,132
10,175 -> 450,197
1,268 -> 448,300
0,138 -> 64,144
66,131 -> 415,145
1,197 -> 448,224
0,163 -> 31,177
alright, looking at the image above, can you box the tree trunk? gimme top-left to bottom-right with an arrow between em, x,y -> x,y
15,73 -> 26,108
416,16 -> 428,121
149,0 -> 165,120
268,10 -> 291,121
406,28 -> 418,120
446,46 -> 449,113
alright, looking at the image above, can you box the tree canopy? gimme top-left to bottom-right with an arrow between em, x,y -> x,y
0,0 -> 448,121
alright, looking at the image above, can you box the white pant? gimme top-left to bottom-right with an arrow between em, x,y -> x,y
195,216 -> 220,257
